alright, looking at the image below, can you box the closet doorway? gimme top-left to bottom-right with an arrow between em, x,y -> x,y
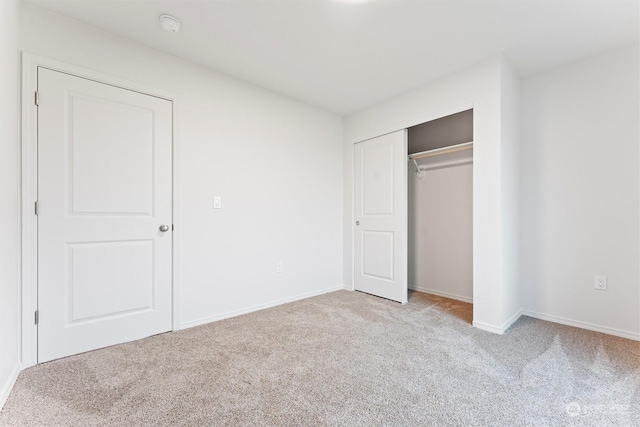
408,109 -> 473,305
353,109 -> 473,308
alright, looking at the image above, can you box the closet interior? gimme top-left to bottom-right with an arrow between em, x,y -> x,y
407,109 -> 474,306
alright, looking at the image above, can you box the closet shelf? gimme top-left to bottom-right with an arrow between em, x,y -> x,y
408,141 -> 473,161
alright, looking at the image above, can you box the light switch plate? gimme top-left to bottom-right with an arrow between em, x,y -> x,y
213,196 -> 221,209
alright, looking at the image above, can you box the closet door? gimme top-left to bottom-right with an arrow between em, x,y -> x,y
354,130 -> 407,303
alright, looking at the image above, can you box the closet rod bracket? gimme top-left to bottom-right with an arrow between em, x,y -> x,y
412,158 -> 424,179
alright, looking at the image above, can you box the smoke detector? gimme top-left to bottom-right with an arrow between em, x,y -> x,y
159,14 -> 181,33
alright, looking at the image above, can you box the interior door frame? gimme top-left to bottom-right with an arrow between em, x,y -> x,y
21,53 -> 182,368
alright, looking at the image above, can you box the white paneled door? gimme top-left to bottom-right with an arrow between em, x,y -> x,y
354,130 -> 408,303
37,68 -> 173,363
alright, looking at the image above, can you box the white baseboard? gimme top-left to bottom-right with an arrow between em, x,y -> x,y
521,309 -> 640,341
0,362 -> 21,410
180,285 -> 344,330
501,309 -> 523,332
473,310 -> 522,335
409,285 -> 473,304
472,320 -> 505,334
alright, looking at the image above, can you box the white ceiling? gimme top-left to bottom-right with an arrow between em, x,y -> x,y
25,0 -> 639,115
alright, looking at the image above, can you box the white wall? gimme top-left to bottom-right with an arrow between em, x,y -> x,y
20,4 -> 344,330
500,60 -> 522,325
408,154 -> 473,303
521,44 -> 640,339
344,58 -> 519,332
0,0 -> 22,409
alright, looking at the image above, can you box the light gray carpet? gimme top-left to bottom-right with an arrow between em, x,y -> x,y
1,290 -> 639,426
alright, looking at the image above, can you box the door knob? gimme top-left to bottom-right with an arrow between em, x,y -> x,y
159,224 -> 170,232
355,221 -> 360,226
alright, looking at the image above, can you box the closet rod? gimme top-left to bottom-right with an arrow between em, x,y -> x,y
408,141 -> 473,161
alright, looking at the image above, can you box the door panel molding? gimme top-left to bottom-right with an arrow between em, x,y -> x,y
21,53 -> 182,368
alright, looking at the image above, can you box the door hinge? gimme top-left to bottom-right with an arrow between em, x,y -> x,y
172,224 -> 174,231
35,200 -> 39,216
35,91 -> 39,106
35,310 -> 39,325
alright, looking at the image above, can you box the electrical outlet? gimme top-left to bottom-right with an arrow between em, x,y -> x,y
213,196 -> 221,209
276,262 -> 283,273
594,275 -> 607,290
